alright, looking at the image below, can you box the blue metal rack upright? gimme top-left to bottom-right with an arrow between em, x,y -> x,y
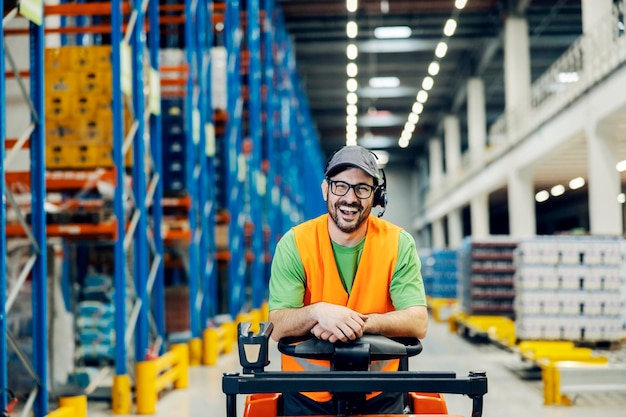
247,0 -> 265,309
224,0 -> 247,318
1,0 -> 7,411
148,0 -> 166,355
1,4 -> 48,417
110,0 -> 131,411
196,0 -> 218,325
183,0 -> 202,340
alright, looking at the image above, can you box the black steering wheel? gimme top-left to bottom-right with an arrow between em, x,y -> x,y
277,333 -> 422,362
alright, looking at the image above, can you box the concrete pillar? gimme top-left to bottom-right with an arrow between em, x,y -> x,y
581,0 -> 613,33
443,115 -> 461,176
447,209 -> 463,249
470,193 -> 490,239
508,167 -> 536,238
429,137 -> 443,189
467,77 -> 486,166
432,218 -> 445,250
587,126 -> 622,235
503,16 -> 531,138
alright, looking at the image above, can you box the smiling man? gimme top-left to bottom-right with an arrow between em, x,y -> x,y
268,145 -> 428,416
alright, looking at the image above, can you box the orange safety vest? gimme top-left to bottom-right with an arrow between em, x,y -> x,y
283,214 -> 401,402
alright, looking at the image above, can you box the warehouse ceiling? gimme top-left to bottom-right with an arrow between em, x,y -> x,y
276,0 -> 584,165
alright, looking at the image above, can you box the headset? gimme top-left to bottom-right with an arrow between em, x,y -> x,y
324,149 -> 388,217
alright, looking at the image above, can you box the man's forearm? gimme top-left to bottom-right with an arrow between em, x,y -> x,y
364,306 -> 428,339
268,306 -> 318,341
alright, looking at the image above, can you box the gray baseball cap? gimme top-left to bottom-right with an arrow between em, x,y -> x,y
324,145 -> 381,184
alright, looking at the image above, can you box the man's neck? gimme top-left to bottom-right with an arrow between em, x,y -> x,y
327,216 -> 368,247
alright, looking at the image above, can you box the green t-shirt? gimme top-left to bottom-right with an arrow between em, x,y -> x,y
268,228 -> 427,311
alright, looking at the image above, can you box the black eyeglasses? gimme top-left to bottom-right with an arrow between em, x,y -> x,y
327,179 -> 376,199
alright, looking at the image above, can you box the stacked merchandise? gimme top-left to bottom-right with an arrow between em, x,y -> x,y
421,249 -> 458,299
514,236 -> 625,342
44,45 -> 130,169
458,237 -> 517,317
75,269 -> 115,364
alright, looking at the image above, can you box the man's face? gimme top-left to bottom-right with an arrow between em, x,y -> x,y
322,167 -> 376,234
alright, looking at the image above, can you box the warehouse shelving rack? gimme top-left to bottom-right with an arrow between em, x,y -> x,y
224,0 -> 248,318
2,1 -> 170,414
1,0 -> 7,413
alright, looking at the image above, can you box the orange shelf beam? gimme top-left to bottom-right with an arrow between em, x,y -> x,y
5,169 -> 117,190
6,222 -> 117,239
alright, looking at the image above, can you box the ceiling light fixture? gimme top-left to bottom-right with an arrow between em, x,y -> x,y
455,0 -> 468,9
347,104 -> 358,115
569,177 -> 585,189
443,19 -> 457,36
416,90 -> 428,103
408,112 -> 419,124
347,62 -> 358,77
347,0 -> 357,13
346,78 -> 358,92
412,102 -> 424,114
346,92 -> 358,104
535,190 -> 550,202
347,21 -> 358,38
422,76 -> 434,90
557,72 -> 579,83
615,160 -> 626,172
550,184 -> 565,197
369,76 -> 400,88
435,42 -> 448,58
618,193 -> 626,204
374,26 -> 412,39
428,62 -> 440,76
372,150 -> 389,166
346,44 -> 358,60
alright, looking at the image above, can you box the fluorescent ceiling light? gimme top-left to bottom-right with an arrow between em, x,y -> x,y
347,44 -> 358,60
619,193 -> 626,204
346,104 -> 358,115
346,92 -> 358,105
346,124 -> 357,134
372,150 -> 389,166
398,138 -> 409,148
569,177 -> 585,190
400,131 -> 412,141
369,76 -> 400,88
616,160 -> 626,172
455,0 -> 468,9
443,19 -> 457,37
404,122 -> 415,133
412,102 -> 424,114
374,26 -> 411,39
550,184 -> 565,197
347,0 -> 357,13
416,90 -> 428,103
422,76 -> 434,91
346,63 -> 358,77
408,112 -> 419,124
346,78 -> 358,92
535,190 -> 549,203
428,62 -> 440,76
346,114 -> 357,125
435,41 -> 448,58
347,21 -> 358,38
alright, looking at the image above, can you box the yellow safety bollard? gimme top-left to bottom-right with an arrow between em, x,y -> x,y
58,395 -> 87,417
136,360 -> 158,414
203,327 -> 220,365
189,337 -> 202,366
112,374 -> 132,415
222,321 -> 236,354
171,343 -> 190,389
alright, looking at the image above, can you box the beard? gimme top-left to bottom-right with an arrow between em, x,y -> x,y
327,199 -> 371,233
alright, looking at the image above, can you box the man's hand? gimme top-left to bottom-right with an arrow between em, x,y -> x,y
310,303 -> 368,343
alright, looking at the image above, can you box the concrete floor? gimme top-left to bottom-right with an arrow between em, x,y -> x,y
86,318 -> 626,417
